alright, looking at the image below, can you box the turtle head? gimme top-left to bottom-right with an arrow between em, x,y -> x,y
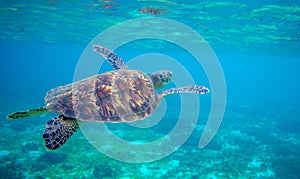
149,70 -> 172,89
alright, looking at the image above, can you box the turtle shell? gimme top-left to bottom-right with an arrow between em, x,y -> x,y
45,70 -> 159,122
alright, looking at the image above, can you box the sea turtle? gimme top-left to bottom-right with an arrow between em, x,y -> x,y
7,45 -> 210,150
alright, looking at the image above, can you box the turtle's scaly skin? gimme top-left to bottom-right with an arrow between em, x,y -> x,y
7,107 -> 48,119
93,45 -> 128,70
43,115 -> 79,150
45,70 -> 159,122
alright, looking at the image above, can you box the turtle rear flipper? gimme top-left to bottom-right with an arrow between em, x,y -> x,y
43,115 -> 79,150
7,107 -> 49,119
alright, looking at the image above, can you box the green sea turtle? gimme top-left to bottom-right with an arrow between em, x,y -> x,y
7,45 -> 210,150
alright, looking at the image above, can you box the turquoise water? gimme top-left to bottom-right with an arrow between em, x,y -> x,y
1,0 -> 300,178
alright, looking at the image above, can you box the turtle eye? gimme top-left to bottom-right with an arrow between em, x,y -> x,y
159,74 -> 166,82
159,74 -> 163,79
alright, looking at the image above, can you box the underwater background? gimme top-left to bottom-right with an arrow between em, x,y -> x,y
0,0 -> 300,178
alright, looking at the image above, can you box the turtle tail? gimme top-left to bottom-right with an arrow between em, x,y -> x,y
7,107 -> 49,119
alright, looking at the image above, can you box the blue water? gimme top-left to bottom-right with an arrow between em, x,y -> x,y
1,1 -> 300,178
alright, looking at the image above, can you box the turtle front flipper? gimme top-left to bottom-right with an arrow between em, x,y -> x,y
7,107 -> 49,119
43,115 -> 79,150
93,45 -> 129,70
159,86 -> 210,97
